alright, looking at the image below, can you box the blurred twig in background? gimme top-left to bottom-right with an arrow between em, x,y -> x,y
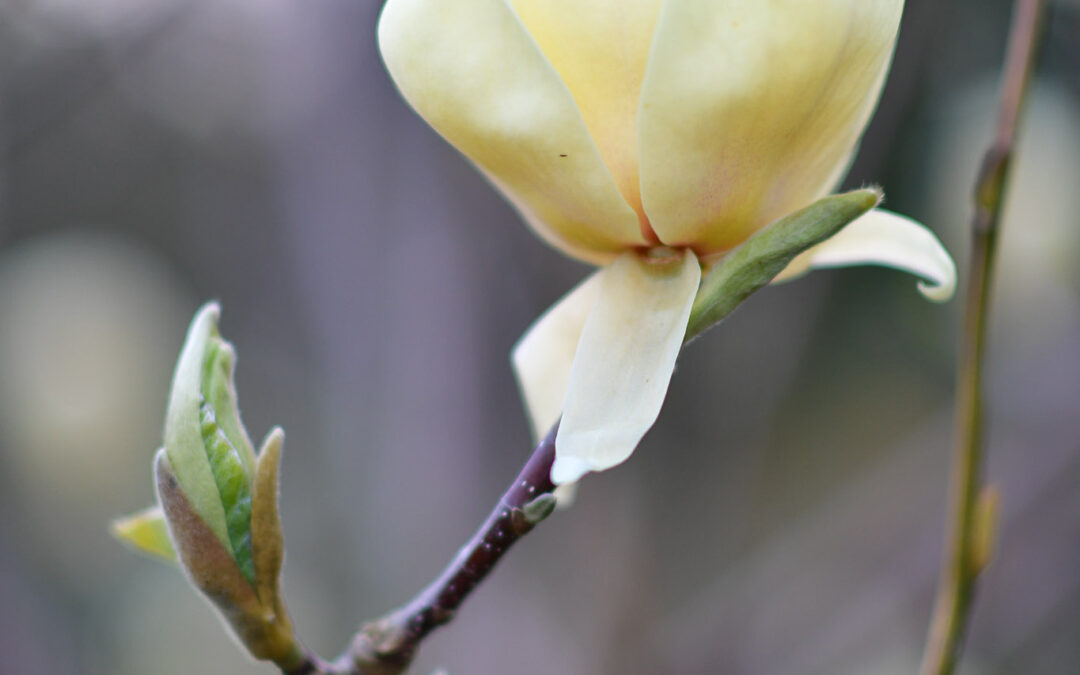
919,1 -> 1048,673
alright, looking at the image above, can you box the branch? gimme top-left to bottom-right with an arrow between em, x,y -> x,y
285,425 -> 560,675
279,188 -> 883,675
918,2 -> 1047,674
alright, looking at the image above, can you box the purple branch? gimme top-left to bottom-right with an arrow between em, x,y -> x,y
287,424 -> 560,675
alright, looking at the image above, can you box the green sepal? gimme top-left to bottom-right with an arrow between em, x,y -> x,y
110,504 -> 177,564
200,402 -> 255,584
685,188 -> 881,341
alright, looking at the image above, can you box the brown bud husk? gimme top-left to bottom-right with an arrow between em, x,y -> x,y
155,449 -> 300,665
251,428 -> 293,642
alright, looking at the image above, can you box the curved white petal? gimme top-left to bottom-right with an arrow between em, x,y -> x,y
775,208 -> 957,302
510,0 -> 664,239
378,0 -> 645,264
512,271 -> 603,443
554,250 -> 701,484
639,0 -> 903,254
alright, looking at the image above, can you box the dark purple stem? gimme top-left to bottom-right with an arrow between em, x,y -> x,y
285,424 -> 561,675
388,424 -> 558,633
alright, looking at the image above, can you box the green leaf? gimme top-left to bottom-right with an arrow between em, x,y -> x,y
154,449 -> 270,655
200,402 -> 255,584
202,338 -> 257,480
164,303 -> 231,550
685,188 -> 881,341
162,303 -> 260,579
110,504 -> 177,564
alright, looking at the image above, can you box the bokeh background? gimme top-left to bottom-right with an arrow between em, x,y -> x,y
0,1 -> 1077,673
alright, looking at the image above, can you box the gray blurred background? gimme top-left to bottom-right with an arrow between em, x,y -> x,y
0,1 -> 1077,673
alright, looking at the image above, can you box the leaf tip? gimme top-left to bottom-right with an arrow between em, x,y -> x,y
110,503 -> 177,563
259,427 -> 285,458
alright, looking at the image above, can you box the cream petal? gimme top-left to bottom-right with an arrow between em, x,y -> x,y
639,0 -> 904,254
775,208 -> 957,302
510,0 -> 664,238
552,482 -> 580,509
553,250 -> 701,484
512,271 -> 603,443
378,0 -> 645,264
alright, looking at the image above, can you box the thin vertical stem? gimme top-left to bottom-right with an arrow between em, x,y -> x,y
919,2 -> 1046,674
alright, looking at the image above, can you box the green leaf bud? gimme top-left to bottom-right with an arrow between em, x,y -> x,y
114,303 -> 301,668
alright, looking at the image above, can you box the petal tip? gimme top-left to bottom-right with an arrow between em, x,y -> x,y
917,277 -> 956,303
777,208 -> 958,304
551,455 -> 591,485
916,242 -> 957,303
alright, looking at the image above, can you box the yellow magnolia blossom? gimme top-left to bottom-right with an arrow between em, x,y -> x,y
378,0 -> 955,484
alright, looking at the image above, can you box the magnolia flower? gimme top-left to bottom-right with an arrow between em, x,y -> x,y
378,0 -> 954,484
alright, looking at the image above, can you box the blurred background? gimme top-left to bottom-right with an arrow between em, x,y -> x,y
0,1 -> 1077,673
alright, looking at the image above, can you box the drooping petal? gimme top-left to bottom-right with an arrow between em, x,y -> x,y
378,0 -> 645,264
509,0 -> 664,240
639,0 -> 903,254
511,271 -> 603,443
512,278 -> 603,506
554,250 -> 701,484
775,209 -> 957,302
